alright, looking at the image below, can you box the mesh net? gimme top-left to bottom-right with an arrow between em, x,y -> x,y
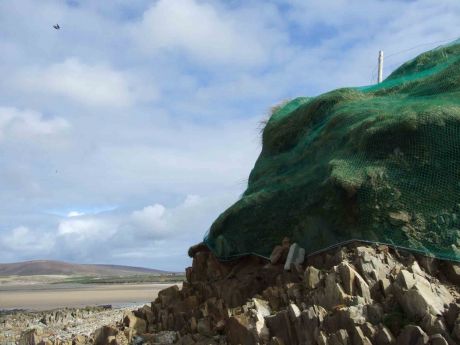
205,39 -> 460,261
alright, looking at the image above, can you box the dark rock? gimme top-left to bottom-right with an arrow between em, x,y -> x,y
188,242 -> 210,258
429,334 -> 448,345
397,325 -> 429,345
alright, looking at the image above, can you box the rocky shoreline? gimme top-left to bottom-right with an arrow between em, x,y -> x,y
7,242 -> 460,344
0,304 -> 145,345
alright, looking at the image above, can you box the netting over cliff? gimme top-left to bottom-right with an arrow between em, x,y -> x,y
205,39 -> 460,261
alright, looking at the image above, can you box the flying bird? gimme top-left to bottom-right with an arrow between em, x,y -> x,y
53,24 -> 60,30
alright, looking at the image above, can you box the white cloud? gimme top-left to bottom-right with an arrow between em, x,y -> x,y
16,58 -> 157,107
0,106 -> 69,141
132,0 -> 274,66
1,226 -> 55,253
67,211 -> 85,217
131,204 -> 168,237
0,193 -> 235,267
58,218 -> 115,241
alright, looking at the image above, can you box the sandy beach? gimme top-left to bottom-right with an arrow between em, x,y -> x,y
0,283 -> 178,311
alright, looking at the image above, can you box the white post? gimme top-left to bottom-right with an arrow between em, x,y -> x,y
378,50 -> 384,83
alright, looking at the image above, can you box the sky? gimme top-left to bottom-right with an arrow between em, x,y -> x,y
0,0 -> 459,271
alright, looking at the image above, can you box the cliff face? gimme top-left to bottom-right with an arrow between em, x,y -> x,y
206,39 -> 460,261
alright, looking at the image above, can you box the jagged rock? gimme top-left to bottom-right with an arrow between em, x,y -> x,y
312,271 -> 348,309
444,303 -> 460,331
429,334 -> 449,345
123,311 -> 147,334
354,246 -> 398,293
415,255 -> 438,276
352,326 -> 373,345
296,305 -> 327,344
374,325 -> 395,345
60,243 -> 460,345
304,266 -> 322,289
361,322 -> 376,340
396,270 -> 417,290
265,310 -> 296,345
19,329 -> 41,345
366,303 -> 384,324
328,329 -> 350,345
136,305 -> 155,332
93,325 -> 118,345
316,330 -> 328,345
420,314 -> 449,338
226,298 -> 271,345
158,285 -> 181,307
337,262 -> 372,303
330,305 -> 367,330
397,325 -> 429,345
393,270 -> 453,319
197,318 -> 212,337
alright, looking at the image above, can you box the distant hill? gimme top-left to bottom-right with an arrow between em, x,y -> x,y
0,260 -> 172,276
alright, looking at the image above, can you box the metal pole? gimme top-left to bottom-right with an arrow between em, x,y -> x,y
378,50 -> 384,83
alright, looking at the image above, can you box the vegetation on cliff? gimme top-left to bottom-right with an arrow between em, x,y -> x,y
206,39 -> 460,261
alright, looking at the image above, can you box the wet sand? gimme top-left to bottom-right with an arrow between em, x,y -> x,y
0,283 -> 178,311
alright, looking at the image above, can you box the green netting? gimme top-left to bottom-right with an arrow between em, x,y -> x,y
205,39 -> 460,261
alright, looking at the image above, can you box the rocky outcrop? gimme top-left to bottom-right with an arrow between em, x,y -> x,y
13,242 -> 460,345
78,242 -> 460,345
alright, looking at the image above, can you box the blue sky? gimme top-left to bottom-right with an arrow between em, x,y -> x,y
0,0 -> 459,271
